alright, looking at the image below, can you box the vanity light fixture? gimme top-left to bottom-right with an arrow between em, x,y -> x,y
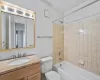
0,1 -> 36,20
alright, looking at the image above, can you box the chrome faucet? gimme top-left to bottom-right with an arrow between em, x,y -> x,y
18,52 -> 21,58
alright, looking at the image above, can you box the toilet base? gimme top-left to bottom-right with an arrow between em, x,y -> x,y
45,71 -> 60,80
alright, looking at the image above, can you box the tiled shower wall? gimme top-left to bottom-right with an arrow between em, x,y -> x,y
53,24 -> 64,64
64,15 -> 100,75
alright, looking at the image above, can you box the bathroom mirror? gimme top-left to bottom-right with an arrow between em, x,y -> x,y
0,1 -> 36,51
0,12 -> 35,50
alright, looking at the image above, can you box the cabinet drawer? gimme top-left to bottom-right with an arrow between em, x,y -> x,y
27,73 -> 41,80
0,63 -> 40,80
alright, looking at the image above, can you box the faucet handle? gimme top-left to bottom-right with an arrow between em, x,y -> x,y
11,55 -> 16,59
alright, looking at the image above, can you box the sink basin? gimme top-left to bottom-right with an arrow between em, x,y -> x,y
8,57 -> 30,66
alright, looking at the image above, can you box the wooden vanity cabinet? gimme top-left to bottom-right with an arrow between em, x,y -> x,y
0,63 -> 41,80
27,73 -> 41,80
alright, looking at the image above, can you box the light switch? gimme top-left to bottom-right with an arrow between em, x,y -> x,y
44,9 -> 49,18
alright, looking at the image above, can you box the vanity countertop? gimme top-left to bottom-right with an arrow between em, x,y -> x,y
0,55 -> 41,75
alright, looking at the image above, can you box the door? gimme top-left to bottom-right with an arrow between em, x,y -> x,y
16,30 -> 24,48
27,73 -> 41,80
14,15 -> 27,48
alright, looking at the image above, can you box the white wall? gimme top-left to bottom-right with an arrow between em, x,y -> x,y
0,0 -> 63,60
64,1 -> 100,23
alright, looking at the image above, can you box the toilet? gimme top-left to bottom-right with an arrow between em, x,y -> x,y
41,57 -> 61,80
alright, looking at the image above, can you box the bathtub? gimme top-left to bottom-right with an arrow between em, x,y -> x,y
53,61 -> 100,80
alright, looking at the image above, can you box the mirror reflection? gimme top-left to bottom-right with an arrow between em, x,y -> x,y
1,12 -> 34,50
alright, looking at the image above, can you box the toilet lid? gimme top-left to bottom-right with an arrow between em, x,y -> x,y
45,71 -> 60,80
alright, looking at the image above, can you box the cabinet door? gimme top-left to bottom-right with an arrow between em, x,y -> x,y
27,73 -> 41,80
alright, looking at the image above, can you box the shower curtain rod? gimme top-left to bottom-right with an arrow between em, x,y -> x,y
52,0 -> 100,23
64,12 -> 100,25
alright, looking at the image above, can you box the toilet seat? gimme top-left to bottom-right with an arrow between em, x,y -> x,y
45,71 -> 60,80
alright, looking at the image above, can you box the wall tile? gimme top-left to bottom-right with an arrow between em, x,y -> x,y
64,15 -> 100,75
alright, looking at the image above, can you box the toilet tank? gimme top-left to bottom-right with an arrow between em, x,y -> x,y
41,57 -> 53,73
